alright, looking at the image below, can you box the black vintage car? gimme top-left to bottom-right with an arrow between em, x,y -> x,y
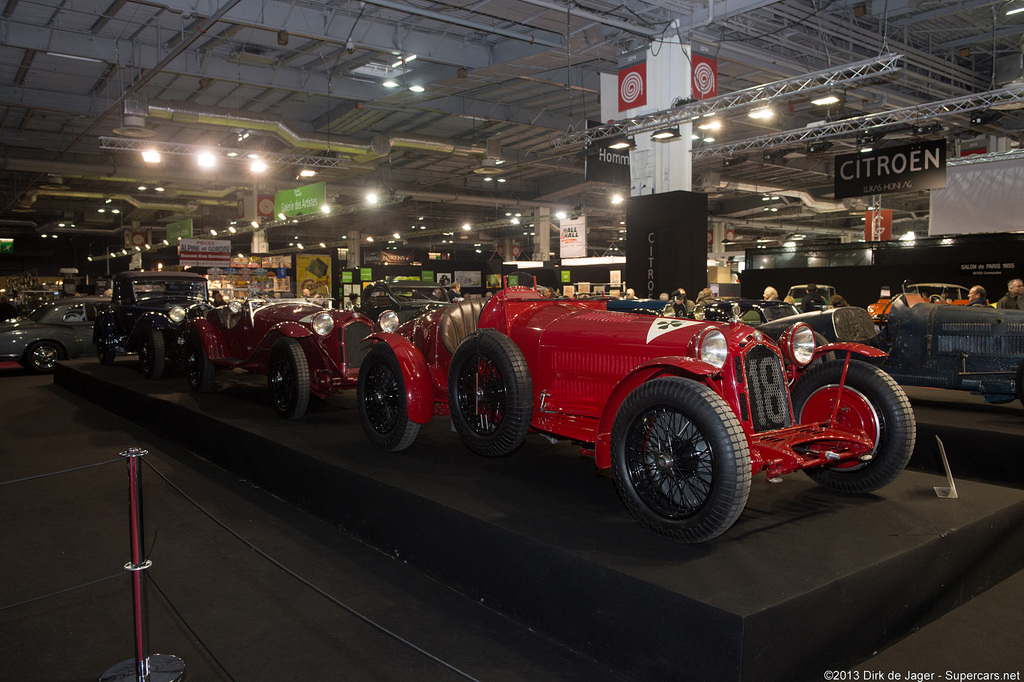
359,280 -> 452,330
694,298 -> 799,325
93,271 -> 210,379
761,283 -> 1024,404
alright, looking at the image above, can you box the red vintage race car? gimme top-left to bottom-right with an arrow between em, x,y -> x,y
185,298 -> 374,419
357,279 -> 916,543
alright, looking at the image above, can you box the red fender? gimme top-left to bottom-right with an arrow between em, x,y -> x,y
593,356 -> 721,470
272,320 -> 314,339
366,332 -> 435,424
185,319 -> 226,359
813,342 -> 887,362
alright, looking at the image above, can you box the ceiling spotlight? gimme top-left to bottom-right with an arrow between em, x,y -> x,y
811,95 -> 841,106
250,159 -> 267,172
912,122 -> 942,135
197,151 -> 216,168
723,155 -> 748,168
607,136 -> 635,150
762,148 -> 788,162
142,150 -> 161,163
611,194 -> 624,205
970,110 -> 1004,126
299,169 -> 317,177
748,106 -> 774,120
651,127 -> 680,141
382,80 -> 399,88
408,85 -> 425,93
698,119 -> 722,131
366,192 -> 379,204
807,140 -> 834,154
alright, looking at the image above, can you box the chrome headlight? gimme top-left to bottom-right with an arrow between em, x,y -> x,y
693,305 -> 705,321
694,328 -> 728,369
228,300 -> 243,314
168,306 -> 186,324
781,322 -> 816,367
312,311 -> 335,336
378,310 -> 399,333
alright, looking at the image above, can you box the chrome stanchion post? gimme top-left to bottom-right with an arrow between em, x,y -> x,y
100,448 -> 184,682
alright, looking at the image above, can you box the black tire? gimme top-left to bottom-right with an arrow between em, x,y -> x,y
791,359 -> 916,493
138,327 -> 166,379
811,332 -> 836,365
267,337 -> 310,420
447,329 -> 533,458
357,343 -> 421,451
185,330 -> 215,392
24,341 -> 64,373
610,377 -> 751,543
95,320 -> 116,365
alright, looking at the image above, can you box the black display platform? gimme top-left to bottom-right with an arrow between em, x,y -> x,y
54,359 -> 1024,682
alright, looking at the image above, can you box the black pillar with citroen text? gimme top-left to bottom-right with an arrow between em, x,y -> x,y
625,191 -> 708,299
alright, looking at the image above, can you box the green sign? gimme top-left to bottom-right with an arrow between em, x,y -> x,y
0,238 -> 12,254
360,267 -> 373,281
421,270 -> 433,283
561,270 -> 571,283
341,271 -> 353,283
274,182 -> 326,218
165,219 -> 193,243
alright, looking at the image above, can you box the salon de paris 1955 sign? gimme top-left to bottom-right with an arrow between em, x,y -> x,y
834,138 -> 946,199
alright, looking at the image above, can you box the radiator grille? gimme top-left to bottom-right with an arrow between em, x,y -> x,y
343,322 -> 374,368
743,345 -> 792,433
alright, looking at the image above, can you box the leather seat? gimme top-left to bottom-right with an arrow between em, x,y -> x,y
439,298 -> 486,353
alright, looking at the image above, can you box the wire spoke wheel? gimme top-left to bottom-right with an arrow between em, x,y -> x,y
267,338 -> 309,420
611,378 -> 749,543
357,343 -> 421,451
624,407 -> 715,519
456,354 -> 506,436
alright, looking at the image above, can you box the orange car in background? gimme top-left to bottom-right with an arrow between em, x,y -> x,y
867,282 -> 970,327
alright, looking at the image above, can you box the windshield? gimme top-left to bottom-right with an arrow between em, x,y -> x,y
762,304 -> 799,321
389,286 -> 450,303
131,279 -> 207,302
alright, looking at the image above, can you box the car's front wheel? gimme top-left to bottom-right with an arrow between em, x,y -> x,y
185,330 -> 215,392
791,359 -> 916,493
138,327 -> 166,379
358,343 -> 421,451
267,337 -> 309,420
610,377 -> 751,543
23,341 -> 63,373
95,320 -> 116,365
447,329 -> 532,458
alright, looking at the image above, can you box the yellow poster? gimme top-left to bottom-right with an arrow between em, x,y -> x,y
295,254 -> 332,298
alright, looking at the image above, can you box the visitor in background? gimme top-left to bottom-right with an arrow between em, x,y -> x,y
996,279 -> 1023,310
763,286 -> 780,301
829,294 -> 848,307
967,285 -> 989,307
800,284 -> 826,312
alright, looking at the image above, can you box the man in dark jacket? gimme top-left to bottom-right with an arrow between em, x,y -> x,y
800,284 -> 826,312
967,285 -> 989,306
996,279 -> 1023,310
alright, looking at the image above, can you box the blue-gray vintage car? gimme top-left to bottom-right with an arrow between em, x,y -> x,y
761,283 -> 1024,404
0,296 -> 109,373
93,271 -> 210,379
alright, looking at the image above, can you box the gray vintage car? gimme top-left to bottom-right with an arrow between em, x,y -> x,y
0,296 -> 110,373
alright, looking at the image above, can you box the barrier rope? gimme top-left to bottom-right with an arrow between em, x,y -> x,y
0,572 -> 124,612
0,457 -> 122,486
142,458 -> 481,682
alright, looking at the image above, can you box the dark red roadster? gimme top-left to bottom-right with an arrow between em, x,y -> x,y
185,298 -> 373,419
357,279 -> 916,542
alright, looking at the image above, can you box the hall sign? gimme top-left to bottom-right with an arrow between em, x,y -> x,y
178,238 -> 231,267
274,181 -> 326,218
834,139 -> 946,199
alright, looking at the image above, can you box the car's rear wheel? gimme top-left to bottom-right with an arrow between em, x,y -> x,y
447,329 -> 532,458
138,327 -> 165,379
23,341 -> 63,373
268,337 -> 309,420
185,330 -> 215,392
610,377 -> 750,543
95,320 -> 116,365
358,343 -> 421,451
791,359 -> 916,493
